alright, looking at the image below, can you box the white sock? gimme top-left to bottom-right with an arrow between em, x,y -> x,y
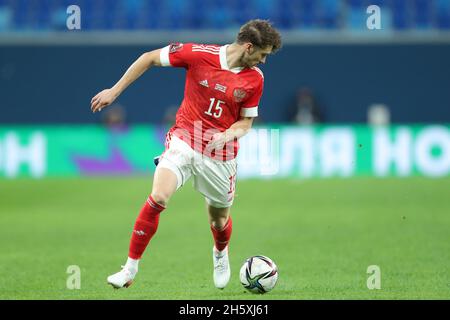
214,246 -> 228,257
125,257 -> 139,273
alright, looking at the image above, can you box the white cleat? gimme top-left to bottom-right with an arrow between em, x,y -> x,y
213,246 -> 231,289
107,266 -> 136,289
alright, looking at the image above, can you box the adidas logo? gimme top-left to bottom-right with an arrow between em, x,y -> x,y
199,79 -> 209,87
134,230 -> 146,236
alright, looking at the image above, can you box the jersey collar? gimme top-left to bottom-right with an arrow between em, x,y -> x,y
220,45 -> 244,74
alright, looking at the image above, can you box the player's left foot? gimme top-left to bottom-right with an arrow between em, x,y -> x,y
107,266 -> 136,289
213,246 -> 230,289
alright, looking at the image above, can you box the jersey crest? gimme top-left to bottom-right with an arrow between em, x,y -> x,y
233,88 -> 247,103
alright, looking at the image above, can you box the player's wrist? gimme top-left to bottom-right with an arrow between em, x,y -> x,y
225,128 -> 247,141
222,130 -> 235,142
110,86 -> 122,98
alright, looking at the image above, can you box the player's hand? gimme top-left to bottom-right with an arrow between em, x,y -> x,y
90,89 -> 118,113
206,132 -> 228,152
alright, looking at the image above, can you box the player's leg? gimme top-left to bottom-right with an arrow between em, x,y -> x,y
208,204 -> 233,289
193,156 -> 237,289
208,204 -> 232,252
127,166 -> 178,264
107,167 -> 178,289
108,135 -> 192,289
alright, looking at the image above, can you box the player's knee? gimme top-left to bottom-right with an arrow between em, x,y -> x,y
150,191 -> 171,207
211,219 -> 227,230
209,211 -> 230,230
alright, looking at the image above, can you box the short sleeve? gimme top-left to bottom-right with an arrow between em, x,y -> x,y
240,76 -> 264,118
159,43 -> 196,69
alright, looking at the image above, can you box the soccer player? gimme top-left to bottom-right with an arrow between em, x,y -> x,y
90,19 -> 282,289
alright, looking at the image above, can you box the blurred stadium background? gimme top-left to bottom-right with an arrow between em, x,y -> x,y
0,0 -> 449,300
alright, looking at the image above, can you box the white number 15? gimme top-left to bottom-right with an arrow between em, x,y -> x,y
205,98 -> 224,118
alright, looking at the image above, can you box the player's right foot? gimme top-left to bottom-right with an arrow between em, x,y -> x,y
107,266 -> 136,289
213,246 -> 231,289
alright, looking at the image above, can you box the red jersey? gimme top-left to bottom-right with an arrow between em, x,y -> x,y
160,43 -> 264,160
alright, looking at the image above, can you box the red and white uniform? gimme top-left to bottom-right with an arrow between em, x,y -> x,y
160,43 -> 264,160
157,43 -> 264,208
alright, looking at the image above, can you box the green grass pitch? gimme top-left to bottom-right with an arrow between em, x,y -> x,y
0,177 -> 449,299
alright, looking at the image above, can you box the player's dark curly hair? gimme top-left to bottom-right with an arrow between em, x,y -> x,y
236,19 -> 282,53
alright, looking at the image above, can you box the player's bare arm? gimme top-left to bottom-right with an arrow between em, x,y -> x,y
206,117 -> 254,151
90,49 -> 163,113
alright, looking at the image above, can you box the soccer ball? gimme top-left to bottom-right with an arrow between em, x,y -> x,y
239,255 -> 278,294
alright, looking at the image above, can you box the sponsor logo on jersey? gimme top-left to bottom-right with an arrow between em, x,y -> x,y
169,42 -> 183,53
199,79 -> 209,87
214,83 -> 227,93
233,88 -> 247,102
